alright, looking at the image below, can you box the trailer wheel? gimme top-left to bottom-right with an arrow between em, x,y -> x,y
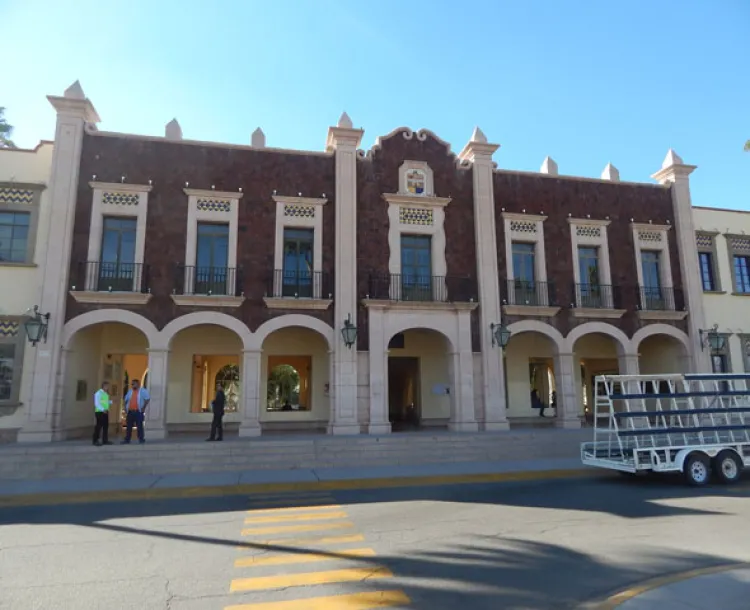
684,453 -> 711,486
713,450 -> 743,485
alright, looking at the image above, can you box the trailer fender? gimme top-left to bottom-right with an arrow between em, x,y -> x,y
674,448 -> 720,472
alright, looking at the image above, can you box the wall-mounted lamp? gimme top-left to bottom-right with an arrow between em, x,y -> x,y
24,306 -> 50,347
341,314 -> 358,349
490,322 -> 511,350
699,324 -> 725,353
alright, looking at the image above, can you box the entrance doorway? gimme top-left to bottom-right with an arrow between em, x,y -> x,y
388,357 -> 420,431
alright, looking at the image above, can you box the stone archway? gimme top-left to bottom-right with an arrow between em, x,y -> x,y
633,324 -> 692,374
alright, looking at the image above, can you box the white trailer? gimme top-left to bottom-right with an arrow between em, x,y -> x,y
580,373 -> 750,485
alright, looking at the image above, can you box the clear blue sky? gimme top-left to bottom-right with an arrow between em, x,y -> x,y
2,0 -> 748,208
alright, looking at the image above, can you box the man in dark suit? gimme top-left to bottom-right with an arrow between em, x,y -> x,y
207,383 -> 226,441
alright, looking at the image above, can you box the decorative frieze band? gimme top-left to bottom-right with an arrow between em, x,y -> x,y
196,198 -> 231,213
0,188 -> 35,205
283,204 -> 316,219
576,225 -> 602,238
638,231 -> 663,243
0,320 -> 20,338
509,220 -> 537,234
729,236 -> 750,253
399,207 -> 433,226
102,192 -> 139,206
696,233 -> 713,249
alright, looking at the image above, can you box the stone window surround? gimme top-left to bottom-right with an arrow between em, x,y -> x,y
383,192 -> 452,301
631,222 -> 675,310
724,233 -> 750,295
271,195 -> 328,303
182,188 -> 243,301
569,218 -> 614,308
696,231 -> 722,293
87,182 -> 152,292
0,316 -> 26,409
502,212 -> 549,305
0,182 -> 44,267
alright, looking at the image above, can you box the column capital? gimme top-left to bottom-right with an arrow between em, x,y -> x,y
147,348 -> 170,354
651,149 -> 696,183
47,81 -> 100,122
326,114 -> 364,152
242,349 -> 262,356
458,127 -> 500,162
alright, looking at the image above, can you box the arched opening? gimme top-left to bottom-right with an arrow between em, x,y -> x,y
638,334 -> 690,374
572,332 -> 625,423
168,324 -> 243,434
505,331 -> 558,424
387,328 -> 452,431
64,321 -> 150,439
261,326 -> 330,433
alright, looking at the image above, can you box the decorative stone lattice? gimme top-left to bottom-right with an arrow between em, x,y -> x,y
283,204 -> 316,219
196,198 -> 231,213
730,236 -> 750,253
510,220 -> 537,234
696,234 -> 713,249
576,225 -> 602,238
102,192 -> 139,206
399,207 -> 433,226
638,231 -> 663,243
0,188 -> 34,205
0,321 -> 19,338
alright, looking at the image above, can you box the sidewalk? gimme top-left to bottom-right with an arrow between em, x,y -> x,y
612,565 -> 750,610
0,457 -> 592,506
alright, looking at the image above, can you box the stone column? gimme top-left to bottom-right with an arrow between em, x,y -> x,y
367,306 -> 390,434
48,348 -> 72,439
618,353 -> 640,376
144,349 -> 168,439
652,150 -> 709,373
458,128 -> 508,430
553,352 -> 581,429
448,308 -> 478,431
326,114 -> 364,435
19,82 -> 100,443
239,349 -> 262,437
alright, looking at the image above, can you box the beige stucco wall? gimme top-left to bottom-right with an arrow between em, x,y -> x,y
694,206 -> 750,373
386,329 -> 451,422
64,326 -> 102,433
260,327 -> 330,427
639,335 -> 688,375
505,332 -> 557,418
0,143 -> 54,433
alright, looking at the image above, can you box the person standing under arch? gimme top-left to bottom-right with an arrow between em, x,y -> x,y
207,382 -> 226,442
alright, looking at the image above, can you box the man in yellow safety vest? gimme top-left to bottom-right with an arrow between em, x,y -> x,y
93,381 -> 112,446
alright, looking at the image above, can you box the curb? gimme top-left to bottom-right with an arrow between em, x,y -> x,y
579,562 -> 750,609
0,467 -> 596,508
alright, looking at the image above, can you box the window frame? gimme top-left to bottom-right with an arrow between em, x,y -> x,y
0,183 -> 43,266
0,317 -> 26,408
696,232 -> 721,292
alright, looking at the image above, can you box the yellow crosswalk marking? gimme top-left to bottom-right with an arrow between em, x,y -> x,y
224,589 -> 411,609
229,566 -> 393,592
234,547 -> 375,568
247,497 -> 336,508
247,504 -> 341,515
244,511 -> 348,525
237,533 -> 365,549
241,521 -> 354,536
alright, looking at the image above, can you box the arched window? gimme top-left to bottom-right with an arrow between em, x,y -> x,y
215,364 -> 240,412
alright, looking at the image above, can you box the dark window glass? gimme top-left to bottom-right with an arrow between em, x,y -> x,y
0,343 -> 16,401
699,251 -> 715,292
400,235 -> 432,299
195,223 -> 229,294
282,228 -> 314,297
734,256 -> 750,293
0,211 -> 30,262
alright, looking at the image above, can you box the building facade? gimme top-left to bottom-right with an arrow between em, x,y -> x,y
0,140 -> 54,442
694,206 -> 750,373
3,82 -> 712,442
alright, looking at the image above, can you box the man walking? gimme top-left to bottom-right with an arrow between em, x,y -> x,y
206,382 -> 226,442
121,378 -> 150,444
92,381 -> 112,446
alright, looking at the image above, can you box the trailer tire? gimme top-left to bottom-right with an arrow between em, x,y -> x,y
713,450 -> 743,485
684,453 -> 711,486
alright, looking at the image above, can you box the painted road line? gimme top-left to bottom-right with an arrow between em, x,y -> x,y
234,547 -> 376,568
238,533 -> 366,549
241,521 -> 355,536
224,589 -> 411,610
244,511 -> 348,524
246,504 -> 341,514
247,498 -> 336,508
229,566 -> 393,592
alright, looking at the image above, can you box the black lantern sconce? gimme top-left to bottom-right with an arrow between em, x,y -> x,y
341,314 -> 358,349
699,324 -> 725,354
24,306 -> 51,347
490,322 -> 511,350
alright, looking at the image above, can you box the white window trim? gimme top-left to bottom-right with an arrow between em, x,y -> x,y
502,212 -> 549,305
273,195 -> 327,299
383,192 -> 451,301
631,222 -> 674,309
184,188 -> 242,295
569,218 -> 613,307
87,182 -> 152,291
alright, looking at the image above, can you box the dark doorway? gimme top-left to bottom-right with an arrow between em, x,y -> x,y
388,357 -> 420,431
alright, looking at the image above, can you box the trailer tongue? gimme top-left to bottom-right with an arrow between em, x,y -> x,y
581,373 -> 750,486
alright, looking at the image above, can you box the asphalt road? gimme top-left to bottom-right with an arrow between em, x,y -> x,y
1,473 -> 749,610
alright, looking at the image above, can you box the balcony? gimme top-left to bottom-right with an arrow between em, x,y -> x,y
364,273 -> 478,310
264,269 -> 333,310
501,280 -> 560,317
571,283 -> 625,319
636,286 -> 687,321
172,265 -> 245,307
69,261 -> 151,305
